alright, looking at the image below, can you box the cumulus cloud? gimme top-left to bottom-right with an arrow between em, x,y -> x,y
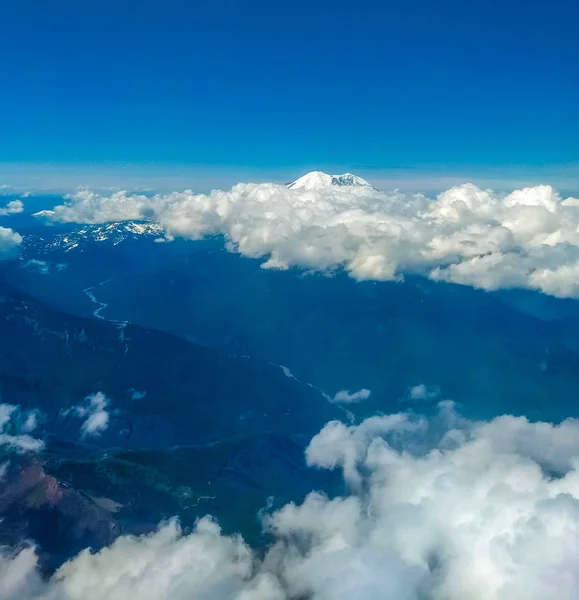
0,199 -> 24,216
5,403 -> 579,598
65,392 -> 110,439
264,405 -> 579,599
36,176 -> 579,298
0,404 -> 44,453
35,190 -> 153,224
0,517 -> 267,600
407,384 -> 440,401
0,226 -> 22,259
331,388 -> 371,404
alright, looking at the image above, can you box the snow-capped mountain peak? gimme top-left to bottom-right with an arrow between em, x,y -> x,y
287,171 -> 375,191
24,221 -> 165,255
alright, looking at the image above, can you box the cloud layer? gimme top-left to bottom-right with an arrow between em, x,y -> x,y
5,404 -> 579,598
37,179 -> 579,298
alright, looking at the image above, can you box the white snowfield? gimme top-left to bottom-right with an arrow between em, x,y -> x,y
28,220 -> 165,253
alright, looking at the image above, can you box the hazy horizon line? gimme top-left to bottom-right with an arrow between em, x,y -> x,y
1,161 -> 578,196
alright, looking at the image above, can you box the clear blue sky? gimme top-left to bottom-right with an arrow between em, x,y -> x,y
1,0 -> 578,187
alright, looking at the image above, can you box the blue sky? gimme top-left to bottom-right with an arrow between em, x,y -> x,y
1,0 -> 578,190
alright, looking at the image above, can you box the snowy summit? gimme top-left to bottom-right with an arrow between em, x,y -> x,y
287,171 -> 376,191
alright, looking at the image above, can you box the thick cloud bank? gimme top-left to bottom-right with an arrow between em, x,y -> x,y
5,404 -> 579,599
37,177 -> 579,297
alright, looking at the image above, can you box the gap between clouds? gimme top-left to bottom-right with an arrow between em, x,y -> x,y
4,403 -> 579,598
36,180 -> 579,298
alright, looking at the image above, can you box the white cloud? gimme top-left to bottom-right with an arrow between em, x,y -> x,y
0,226 -> 22,259
0,546 -> 44,599
264,405 -> 579,600
65,392 -> 111,439
408,384 -> 439,401
7,404 -> 579,598
53,517 -> 262,600
331,388 -> 371,404
36,190 -> 153,224
305,413 -> 428,488
279,366 -> 297,381
21,259 -> 51,275
0,518 -> 264,600
0,199 -> 24,216
128,388 -> 147,401
0,404 -> 44,453
36,176 -> 579,298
